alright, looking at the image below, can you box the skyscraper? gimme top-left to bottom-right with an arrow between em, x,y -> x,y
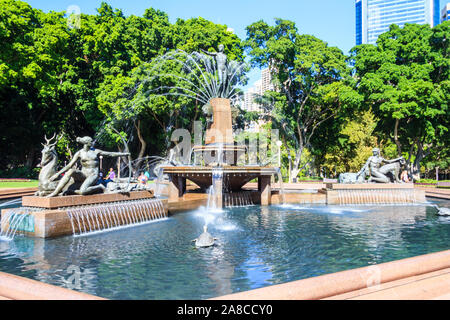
356,0 -> 441,45
261,68 -> 275,93
242,67 -> 275,113
442,3 -> 450,22
243,79 -> 262,112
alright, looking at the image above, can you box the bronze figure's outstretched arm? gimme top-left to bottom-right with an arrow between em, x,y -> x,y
382,156 -> 404,164
200,49 -> 217,56
98,150 -> 130,158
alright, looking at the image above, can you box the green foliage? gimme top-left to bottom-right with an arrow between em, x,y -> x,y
0,1 -> 448,179
0,0 -> 244,171
321,109 -> 378,175
0,165 -> 39,179
351,22 -> 450,178
244,18 -> 361,179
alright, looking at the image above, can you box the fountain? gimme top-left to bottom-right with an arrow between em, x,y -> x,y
0,135 -> 168,239
0,43 -> 445,301
157,46 -> 278,209
327,148 -> 425,204
0,46 -> 426,241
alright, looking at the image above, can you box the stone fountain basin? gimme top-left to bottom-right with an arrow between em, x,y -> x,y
1,191 -> 168,238
162,166 -> 277,192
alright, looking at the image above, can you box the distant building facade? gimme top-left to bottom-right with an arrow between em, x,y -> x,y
239,67 -> 277,132
243,79 -> 262,112
242,66 -> 276,113
356,0 -> 441,45
442,3 -> 450,22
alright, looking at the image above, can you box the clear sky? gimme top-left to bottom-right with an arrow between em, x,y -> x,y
26,0 -> 447,88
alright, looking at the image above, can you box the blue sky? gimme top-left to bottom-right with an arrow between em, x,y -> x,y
27,0 -> 447,88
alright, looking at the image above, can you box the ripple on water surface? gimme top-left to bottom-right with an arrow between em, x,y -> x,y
0,203 -> 449,299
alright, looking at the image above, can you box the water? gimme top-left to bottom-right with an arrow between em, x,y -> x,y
66,199 -> 166,236
0,198 -> 22,210
336,189 -> 418,204
0,201 -> 449,299
0,207 -> 42,240
224,192 -> 254,207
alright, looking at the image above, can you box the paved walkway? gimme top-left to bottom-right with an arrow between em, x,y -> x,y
418,187 -> 450,200
214,250 -> 450,300
0,187 -> 37,200
326,267 -> 450,300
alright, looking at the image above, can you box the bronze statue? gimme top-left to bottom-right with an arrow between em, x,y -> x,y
358,148 -> 405,183
47,136 -> 129,197
35,134 -> 60,196
201,44 -> 227,86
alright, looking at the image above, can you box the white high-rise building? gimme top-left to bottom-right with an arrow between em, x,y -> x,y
261,68 -> 275,93
356,0 -> 441,45
242,67 -> 276,112
243,79 -> 262,112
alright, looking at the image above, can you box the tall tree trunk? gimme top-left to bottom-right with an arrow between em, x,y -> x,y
25,148 -> 36,168
134,119 -> 147,169
394,118 -> 402,157
132,120 -> 147,172
410,141 -> 431,182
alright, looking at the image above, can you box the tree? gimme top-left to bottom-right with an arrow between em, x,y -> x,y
244,19 -> 360,180
351,22 -> 449,179
96,14 -> 246,162
0,0 -> 97,171
319,109 -> 378,176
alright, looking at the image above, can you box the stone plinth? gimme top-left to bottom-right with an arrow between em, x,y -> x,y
326,183 -> 415,190
163,166 -> 277,208
204,98 -> 234,145
1,198 -> 168,238
324,183 -> 426,204
22,190 -> 154,209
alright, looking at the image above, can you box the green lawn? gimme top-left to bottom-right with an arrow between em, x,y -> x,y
0,180 -> 39,189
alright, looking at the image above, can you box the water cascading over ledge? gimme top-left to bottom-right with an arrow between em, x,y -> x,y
1,194 -> 169,238
224,192 -> 254,207
324,183 -> 426,205
66,198 -> 167,236
0,207 -> 43,240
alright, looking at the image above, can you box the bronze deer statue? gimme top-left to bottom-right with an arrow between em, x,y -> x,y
35,134 -> 60,196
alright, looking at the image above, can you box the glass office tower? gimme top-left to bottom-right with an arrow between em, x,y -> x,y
356,0 -> 441,45
442,3 -> 450,22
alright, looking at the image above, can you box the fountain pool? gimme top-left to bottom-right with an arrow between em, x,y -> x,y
0,201 -> 449,300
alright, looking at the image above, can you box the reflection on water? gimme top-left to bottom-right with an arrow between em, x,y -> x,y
0,202 -> 449,299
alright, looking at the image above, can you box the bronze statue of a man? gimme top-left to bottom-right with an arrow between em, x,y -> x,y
358,148 -> 404,183
202,44 -> 227,88
47,136 -> 129,197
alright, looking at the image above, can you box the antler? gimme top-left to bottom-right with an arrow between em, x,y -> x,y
44,133 -> 57,144
43,133 -> 60,148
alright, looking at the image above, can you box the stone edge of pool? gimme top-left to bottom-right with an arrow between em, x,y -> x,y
0,271 -> 104,300
211,249 -> 450,300
0,249 -> 449,300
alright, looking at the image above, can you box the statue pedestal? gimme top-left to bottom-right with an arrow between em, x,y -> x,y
204,98 -> 234,145
325,183 -> 426,204
1,191 -> 169,238
195,98 -> 246,166
22,190 -> 154,209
